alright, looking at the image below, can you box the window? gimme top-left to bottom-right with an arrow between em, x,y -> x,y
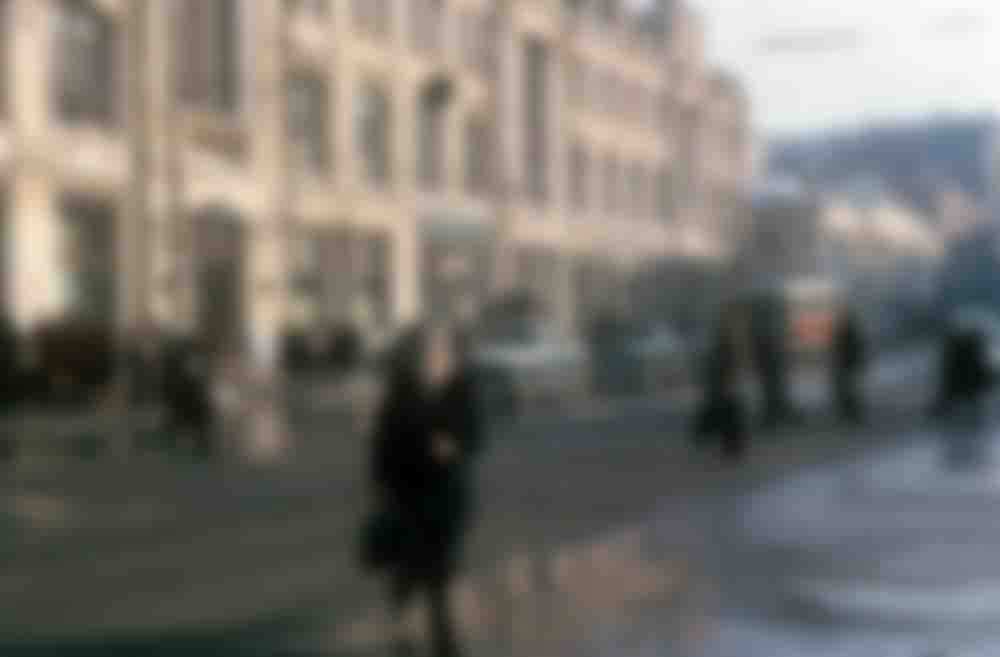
417,84 -> 447,189
628,162 -> 646,219
464,115 -> 491,194
459,10 -> 477,70
60,198 -> 116,324
176,0 -> 240,112
353,0 -> 390,38
569,143 -> 589,211
598,70 -> 614,114
566,54 -> 582,105
597,0 -> 618,25
477,12 -> 498,75
411,0 -> 443,54
523,38 -> 549,204
656,166 -> 675,222
53,0 -> 115,124
360,234 -> 392,328
286,0 -> 327,17
292,231 -> 324,324
356,80 -> 392,186
603,155 -> 619,215
286,71 -> 330,174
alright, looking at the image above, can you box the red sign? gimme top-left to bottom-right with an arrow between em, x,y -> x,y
793,311 -> 835,350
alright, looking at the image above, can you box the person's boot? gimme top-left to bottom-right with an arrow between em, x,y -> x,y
392,638 -> 418,657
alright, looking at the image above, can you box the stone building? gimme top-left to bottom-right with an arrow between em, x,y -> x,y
0,0 -> 751,362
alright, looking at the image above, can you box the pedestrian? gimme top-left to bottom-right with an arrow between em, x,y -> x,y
934,321 -> 993,415
123,322 -> 167,453
831,307 -> 867,424
363,323 -> 484,657
161,336 -> 217,460
692,306 -> 751,462
933,318 -> 994,470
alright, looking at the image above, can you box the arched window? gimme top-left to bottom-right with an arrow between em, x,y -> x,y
53,0 -> 115,124
176,0 -> 241,112
286,71 -> 330,174
356,80 -> 392,186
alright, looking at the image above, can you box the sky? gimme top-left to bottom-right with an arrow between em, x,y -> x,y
688,0 -> 999,138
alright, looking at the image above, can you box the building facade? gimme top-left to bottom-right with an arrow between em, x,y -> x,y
0,0 -> 751,360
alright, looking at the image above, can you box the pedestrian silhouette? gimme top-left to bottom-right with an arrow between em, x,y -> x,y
162,336 -> 216,460
934,318 -> 994,472
692,306 -> 750,462
831,307 -> 867,424
364,323 -> 484,657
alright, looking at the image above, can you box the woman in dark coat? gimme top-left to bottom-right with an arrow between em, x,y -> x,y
370,324 -> 483,657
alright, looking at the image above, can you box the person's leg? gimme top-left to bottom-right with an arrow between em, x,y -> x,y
192,415 -> 216,460
849,372 -> 865,423
390,571 -> 418,657
428,575 -> 461,657
722,398 -> 749,463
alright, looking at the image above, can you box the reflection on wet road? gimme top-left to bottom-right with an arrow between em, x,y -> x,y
703,409 -> 1000,656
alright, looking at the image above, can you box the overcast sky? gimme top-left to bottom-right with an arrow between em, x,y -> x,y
689,0 -> 998,138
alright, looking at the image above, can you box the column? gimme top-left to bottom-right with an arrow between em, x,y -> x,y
122,0 -> 151,331
334,1 -> 358,189
248,0 -> 286,371
146,0 -> 180,328
9,0 -> 61,331
393,215 -> 421,325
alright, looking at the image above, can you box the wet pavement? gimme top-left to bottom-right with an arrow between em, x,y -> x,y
697,401 -> 1000,657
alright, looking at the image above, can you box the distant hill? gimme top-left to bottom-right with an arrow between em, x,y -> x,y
768,114 -> 996,220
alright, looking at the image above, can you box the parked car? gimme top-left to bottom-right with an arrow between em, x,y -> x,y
473,319 -> 589,417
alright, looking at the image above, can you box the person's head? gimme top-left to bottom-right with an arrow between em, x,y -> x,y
421,324 -> 458,390
387,322 -> 464,394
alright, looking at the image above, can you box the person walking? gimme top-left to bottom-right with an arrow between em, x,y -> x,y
693,306 -> 751,462
365,324 -> 484,657
122,322 -> 167,453
831,307 -> 867,424
933,317 -> 994,470
161,336 -> 216,460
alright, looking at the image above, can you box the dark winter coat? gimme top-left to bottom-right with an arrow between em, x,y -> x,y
371,367 -> 483,581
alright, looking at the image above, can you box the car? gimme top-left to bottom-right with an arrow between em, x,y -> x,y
473,319 -> 589,417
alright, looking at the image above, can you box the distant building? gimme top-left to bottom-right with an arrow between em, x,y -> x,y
735,174 -> 942,339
